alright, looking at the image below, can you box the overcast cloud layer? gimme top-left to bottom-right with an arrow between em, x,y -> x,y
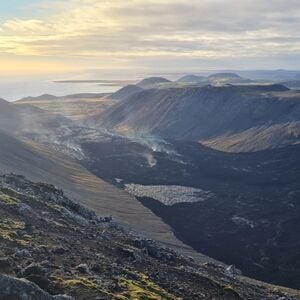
0,0 -> 300,74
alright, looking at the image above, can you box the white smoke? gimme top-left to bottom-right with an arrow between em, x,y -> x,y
143,152 -> 157,167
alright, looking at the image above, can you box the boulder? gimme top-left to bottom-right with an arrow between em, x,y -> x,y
90,263 -> 102,273
51,247 -> 67,255
21,263 -> 49,278
116,246 -> 137,260
0,257 -> 15,273
14,249 -> 32,258
18,203 -> 33,216
225,265 -> 242,277
75,263 -> 90,274
20,263 -> 50,290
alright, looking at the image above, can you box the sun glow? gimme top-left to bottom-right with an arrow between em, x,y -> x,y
0,0 -> 300,74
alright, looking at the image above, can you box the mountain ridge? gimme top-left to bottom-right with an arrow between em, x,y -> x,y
90,84 -> 300,152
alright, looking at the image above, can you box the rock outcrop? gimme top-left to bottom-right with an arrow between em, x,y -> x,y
0,273 -> 72,300
1,174 -> 299,299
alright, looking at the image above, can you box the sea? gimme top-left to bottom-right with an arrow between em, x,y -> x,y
0,75 -> 128,101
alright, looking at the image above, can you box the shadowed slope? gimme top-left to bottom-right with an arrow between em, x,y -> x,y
0,130 -> 203,259
92,85 -> 300,152
16,94 -> 114,121
110,85 -> 144,100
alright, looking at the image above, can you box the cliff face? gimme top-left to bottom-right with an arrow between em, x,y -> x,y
0,174 -> 299,300
93,85 -> 300,152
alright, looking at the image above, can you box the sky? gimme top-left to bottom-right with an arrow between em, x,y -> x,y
1,0 -> 300,77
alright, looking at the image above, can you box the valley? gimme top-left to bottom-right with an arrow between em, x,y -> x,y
2,1 -> 300,298
80,136 -> 300,289
1,73 -> 300,297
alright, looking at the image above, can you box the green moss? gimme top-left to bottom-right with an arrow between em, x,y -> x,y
64,277 -> 99,289
223,285 -> 241,297
223,285 -> 234,291
0,193 -> 19,205
0,219 -> 24,241
0,218 -> 31,245
53,276 -> 112,299
116,275 -> 179,300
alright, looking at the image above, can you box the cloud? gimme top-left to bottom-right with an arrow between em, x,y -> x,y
0,0 -> 300,72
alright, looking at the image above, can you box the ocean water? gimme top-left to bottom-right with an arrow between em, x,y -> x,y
0,78 -> 122,101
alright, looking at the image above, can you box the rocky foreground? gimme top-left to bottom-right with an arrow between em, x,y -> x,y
0,174 -> 299,300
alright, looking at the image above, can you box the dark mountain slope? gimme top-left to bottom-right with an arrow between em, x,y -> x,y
18,93 -> 109,102
177,74 -> 206,83
80,136 -> 300,289
0,98 -> 20,132
207,72 -> 252,84
16,94 -> 115,121
176,73 -> 253,85
92,85 -> 300,152
0,98 -> 73,138
0,98 -> 207,259
110,84 -> 144,100
281,80 -> 300,89
0,130 -> 199,259
137,77 -> 171,88
19,94 -> 59,101
208,72 -> 242,79
1,174 -> 299,299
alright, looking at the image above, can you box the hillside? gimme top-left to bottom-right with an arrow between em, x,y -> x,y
0,99 -> 19,133
0,98 -> 73,139
176,73 -> 253,86
80,136 -> 300,289
137,77 -> 171,89
177,74 -> 206,83
2,83 -> 300,293
20,94 -> 59,101
16,94 -> 115,121
281,80 -> 300,89
0,99 -> 209,258
92,85 -> 300,152
134,74 -> 253,90
110,85 -> 144,100
1,174 -> 299,299
207,73 -> 252,85
0,130 -> 202,261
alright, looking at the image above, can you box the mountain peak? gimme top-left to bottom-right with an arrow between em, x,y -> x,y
208,72 -> 242,79
177,74 -> 206,83
0,98 -> 10,105
137,77 -> 171,88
